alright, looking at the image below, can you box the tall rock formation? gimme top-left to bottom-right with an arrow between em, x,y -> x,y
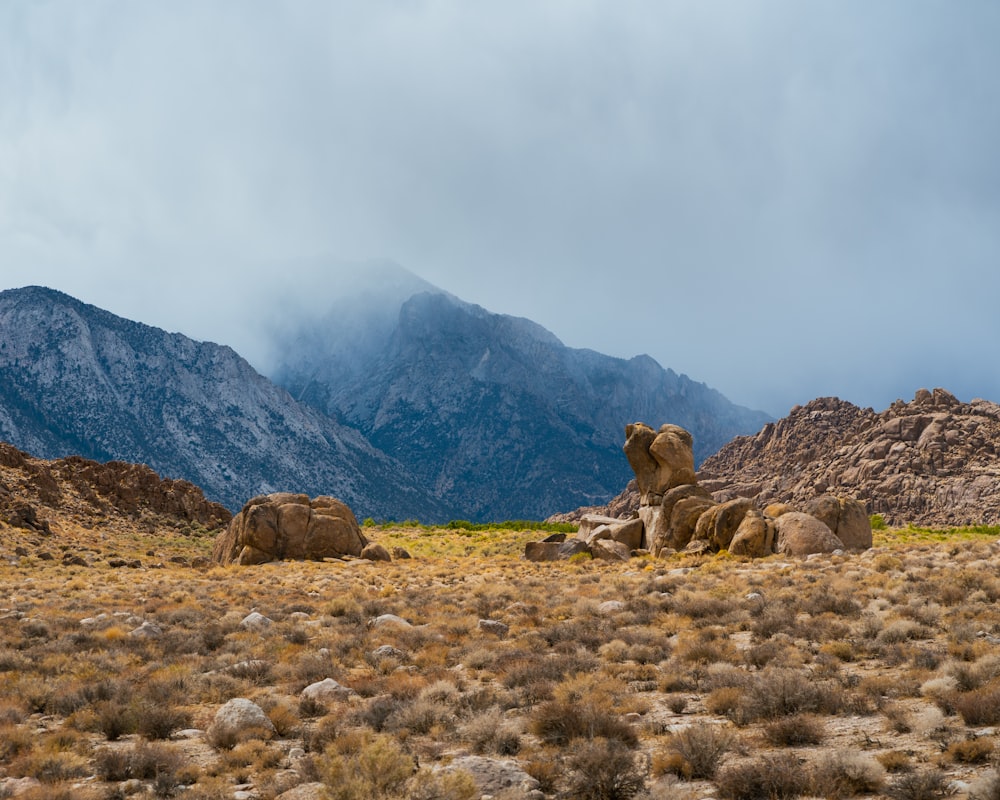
0,286 -> 447,521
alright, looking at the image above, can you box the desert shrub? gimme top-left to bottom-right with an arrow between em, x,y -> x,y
877,750 -> 913,773
461,708 -> 521,755
715,752 -> 809,800
885,769 -> 953,800
304,715 -> 340,753
810,752 -> 885,798
122,740 -> 181,782
0,723 -> 35,760
9,749 -> 90,783
729,668 -> 842,724
564,737 -> 646,800
764,713 -> 824,746
135,702 -> 192,740
661,722 -> 736,779
665,694 -> 688,714
705,687 -> 744,717
945,737 -> 994,764
530,699 -> 638,747
349,695 -> 403,733
523,750 -> 562,794
405,768 -> 478,800
952,683 -> 1000,725
390,696 -> 453,736
318,733 -> 414,800
263,698 -> 300,737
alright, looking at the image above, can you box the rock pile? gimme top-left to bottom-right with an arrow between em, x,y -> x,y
529,422 -> 871,561
212,493 -> 369,565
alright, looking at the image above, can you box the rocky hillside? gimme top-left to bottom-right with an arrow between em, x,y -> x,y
0,441 -> 231,563
0,287 -> 448,521
570,388 -> 1000,528
270,268 -> 771,521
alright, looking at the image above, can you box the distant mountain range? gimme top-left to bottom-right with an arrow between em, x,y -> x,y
0,269 -> 770,521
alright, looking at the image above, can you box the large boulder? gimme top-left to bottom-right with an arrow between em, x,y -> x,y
729,510 -> 775,557
645,484 -> 714,556
212,494 -> 367,565
803,495 -> 872,550
694,497 -> 754,550
208,698 -> 275,745
624,422 -> 697,502
774,512 -> 845,556
666,496 -> 716,552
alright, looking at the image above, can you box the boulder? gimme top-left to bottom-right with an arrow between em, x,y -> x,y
729,510 -> 775,557
300,678 -> 354,704
804,495 -> 872,550
579,515 -> 644,550
774,512 -> 845,556
694,498 -> 754,550
212,494 -> 367,565
361,543 -> 392,562
624,422 -> 697,502
208,698 -> 275,745
444,756 -> 541,797
591,539 -> 632,562
524,536 -> 594,562
645,484 -> 714,556
666,496 -> 716,551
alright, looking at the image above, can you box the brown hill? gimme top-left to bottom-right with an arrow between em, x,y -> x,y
0,442 -> 231,560
557,388 -> 1000,528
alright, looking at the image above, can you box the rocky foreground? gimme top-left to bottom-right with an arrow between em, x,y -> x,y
565,388 -> 1000,528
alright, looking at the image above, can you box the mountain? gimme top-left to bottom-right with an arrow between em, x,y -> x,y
268,266 -> 772,521
566,388 -> 1000,528
0,286 -> 447,520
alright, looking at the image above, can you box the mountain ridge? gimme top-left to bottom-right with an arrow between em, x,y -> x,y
0,285 -> 447,520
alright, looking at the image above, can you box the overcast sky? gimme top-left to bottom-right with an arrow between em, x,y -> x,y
3,2 -> 999,416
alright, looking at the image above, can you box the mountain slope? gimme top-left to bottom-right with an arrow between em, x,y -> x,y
270,271 -> 772,521
0,286 -> 448,520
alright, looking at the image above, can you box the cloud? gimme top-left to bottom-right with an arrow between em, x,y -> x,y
1,1 -> 999,416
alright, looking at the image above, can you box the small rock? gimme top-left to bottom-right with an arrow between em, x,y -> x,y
129,620 -> 163,639
367,613 -> 412,629
241,611 -> 273,630
300,678 -> 355,703
597,600 -> 626,614
370,645 -> 407,661
390,546 -> 411,559
478,619 -> 509,637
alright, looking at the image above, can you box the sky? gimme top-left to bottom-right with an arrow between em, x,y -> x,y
2,1 -> 999,417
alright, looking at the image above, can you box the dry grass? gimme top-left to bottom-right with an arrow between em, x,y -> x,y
1,520 -> 1000,798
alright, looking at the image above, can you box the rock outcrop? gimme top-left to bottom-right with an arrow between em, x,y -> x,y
555,388 -> 1000,530
531,421 -> 871,561
212,493 -> 367,565
701,388 -> 1000,527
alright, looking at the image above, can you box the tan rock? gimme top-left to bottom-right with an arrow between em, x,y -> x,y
694,497 -> 754,550
667,496 -> 716,551
624,422 -> 696,502
774,512 -> 845,556
729,510 -> 774,557
361,542 -> 392,562
591,539 -> 631,562
213,494 -> 366,565
646,484 -> 714,556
